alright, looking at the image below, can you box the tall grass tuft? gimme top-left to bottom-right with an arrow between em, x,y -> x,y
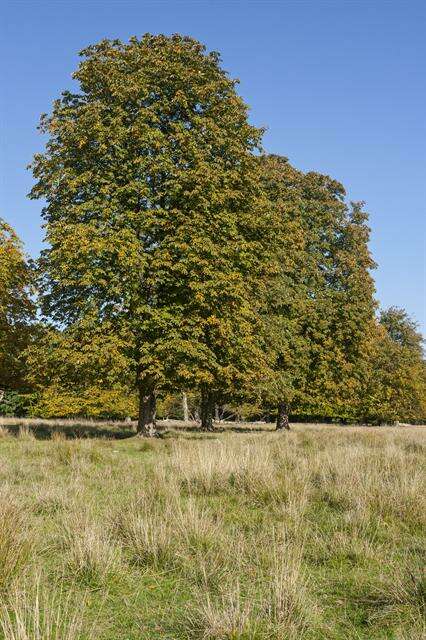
0,496 -> 31,592
263,543 -> 313,637
61,514 -> 121,587
113,499 -> 174,568
187,582 -> 256,640
0,580 -> 92,640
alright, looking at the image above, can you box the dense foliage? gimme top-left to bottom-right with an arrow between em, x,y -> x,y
0,35 -> 424,426
0,219 -> 36,392
359,308 -> 426,423
258,156 -> 378,428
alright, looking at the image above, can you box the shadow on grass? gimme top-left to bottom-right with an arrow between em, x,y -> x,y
162,421 -> 274,435
5,423 -> 136,440
2,419 -> 274,440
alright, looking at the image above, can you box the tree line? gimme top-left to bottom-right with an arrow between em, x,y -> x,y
1,35 -> 425,433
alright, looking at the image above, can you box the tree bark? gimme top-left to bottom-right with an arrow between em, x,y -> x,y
137,379 -> 158,437
276,402 -> 290,430
200,387 -> 215,431
182,392 -> 189,423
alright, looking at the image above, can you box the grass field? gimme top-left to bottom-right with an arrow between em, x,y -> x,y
0,419 -> 425,639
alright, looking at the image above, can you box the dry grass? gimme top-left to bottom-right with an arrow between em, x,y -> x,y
0,421 -> 424,639
17,425 -> 35,441
0,493 -> 32,593
0,416 -> 135,429
114,499 -> 175,568
0,580 -> 91,640
191,582 -> 255,639
60,513 -> 122,587
264,539 -> 313,635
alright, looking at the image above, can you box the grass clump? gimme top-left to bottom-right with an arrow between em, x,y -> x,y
188,582 -> 256,640
0,494 -> 32,593
113,499 -> 175,569
61,515 -> 122,588
0,580 -> 92,640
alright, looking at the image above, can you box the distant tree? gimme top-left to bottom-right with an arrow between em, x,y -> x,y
182,392 -> 189,423
25,322 -> 137,419
259,156 -> 376,428
257,155 -> 309,429
0,219 -> 36,392
360,308 -> 425,423
379,307 -> 424,354
30,35 -> 267,434
306,199 -> 377,421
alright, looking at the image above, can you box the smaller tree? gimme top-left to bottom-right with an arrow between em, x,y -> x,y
308,200 -> 377,421
361,308 -> 425,423
258,155 -> 378,428
0,219 -> 36,393
26,319 -> 137,419
379,307 -> 424,354
256,155 -> 311,429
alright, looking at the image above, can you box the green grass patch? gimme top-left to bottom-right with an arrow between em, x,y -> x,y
0,421 -> 424,639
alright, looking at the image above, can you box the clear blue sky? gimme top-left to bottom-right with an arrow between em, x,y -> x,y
1,0 -> 425,333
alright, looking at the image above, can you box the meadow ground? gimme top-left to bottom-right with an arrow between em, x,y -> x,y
0,419 -> 424,640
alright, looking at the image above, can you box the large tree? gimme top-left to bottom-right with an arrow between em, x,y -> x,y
0,219 -> 35,393
30,35 -> 267,434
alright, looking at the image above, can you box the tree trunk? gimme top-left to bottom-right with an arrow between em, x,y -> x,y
276,402 -> 290,431
137,380 -> 157,437
200,388 -> 215,431
182,392 -> 189,423
214,404 -> 220,422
